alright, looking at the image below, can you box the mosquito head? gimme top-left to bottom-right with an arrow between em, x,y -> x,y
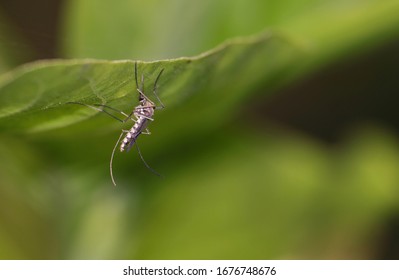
138,93 -> 145,102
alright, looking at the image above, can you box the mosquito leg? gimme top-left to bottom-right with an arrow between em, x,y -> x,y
135,62 -> 146,103
137,88 -> 161,108
66,101 -> 126,123
136,83 -> 157,105
141,128 -> 151,135
135,105 -> 155,109
138,68 -> 165,107
132,139 -> 162,177
92,103 -> 140,124
135,113 -> 154,121
92,104 -> 130,119
135,64 -> 155,106
134,62 -> 139,89
134,62 -> 165,109
153,68 -> 165,108
110,131 -> 125,187
122,110 -> 138,123
140,73 -> 144,94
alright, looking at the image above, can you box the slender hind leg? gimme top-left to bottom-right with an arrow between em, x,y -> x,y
66,102 -> 136,123
133,139 -> 162,177
110,131 -> 125,187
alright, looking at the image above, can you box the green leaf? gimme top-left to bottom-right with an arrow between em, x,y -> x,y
0,31 -> 302,133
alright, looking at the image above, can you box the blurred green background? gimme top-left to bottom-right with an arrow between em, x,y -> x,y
1,0 -> 399,259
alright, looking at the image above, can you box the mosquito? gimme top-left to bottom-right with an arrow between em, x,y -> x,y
67,62 -> 165,186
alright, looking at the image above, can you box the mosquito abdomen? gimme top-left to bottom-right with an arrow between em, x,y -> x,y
120,116 -> 148,152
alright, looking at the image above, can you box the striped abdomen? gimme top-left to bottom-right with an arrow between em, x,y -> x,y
120,116 -> 149,152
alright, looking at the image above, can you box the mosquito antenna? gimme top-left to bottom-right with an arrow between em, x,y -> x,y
133,139 -> 162,177
110,131 -> 124,187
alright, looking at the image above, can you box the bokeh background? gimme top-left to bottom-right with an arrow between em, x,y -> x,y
0,0 -> 399,259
